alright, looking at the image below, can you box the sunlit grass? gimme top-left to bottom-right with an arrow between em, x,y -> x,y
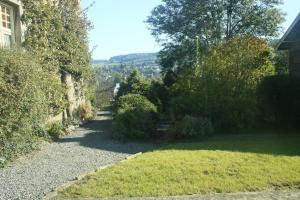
57,134 -> 300,198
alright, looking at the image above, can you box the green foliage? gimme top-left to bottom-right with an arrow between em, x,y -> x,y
22,0 -> 92,79
274,50 -> 289,75
169,36 -> 275,131
47,123 -> 64,139
147,0 -> 284,83
1,0 -> 94,166
173,115 -> 214,139
75,102 -> 95,121
0,48 -> 56,166
147,81 -> 169,112
147,0 -> 284,44
117,70 -> 151,98
113,94 -> 158,139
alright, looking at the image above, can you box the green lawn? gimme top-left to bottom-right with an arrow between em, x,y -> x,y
57,134 -> 300,198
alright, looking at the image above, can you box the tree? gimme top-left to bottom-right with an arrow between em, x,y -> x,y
147,0 -> 284,45
117,70 -> 151,98
169,36 -> 275,130
147,0 -> 284,81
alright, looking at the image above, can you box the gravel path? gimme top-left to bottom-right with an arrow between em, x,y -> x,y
0,112 -> 154,200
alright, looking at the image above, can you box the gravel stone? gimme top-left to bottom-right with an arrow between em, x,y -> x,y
0,118 -> 154,200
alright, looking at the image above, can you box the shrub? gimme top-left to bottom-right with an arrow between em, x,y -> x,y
181,116 -> 214,138
113,94 -> 158,139
0,48 -> 59,166
169,36 -> 275,131
47,123 -> 64,139
75,101 -> 95,121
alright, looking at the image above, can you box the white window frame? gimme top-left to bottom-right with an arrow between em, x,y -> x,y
0,3 -> 15,47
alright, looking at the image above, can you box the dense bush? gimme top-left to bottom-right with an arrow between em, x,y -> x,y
113,94 -> 158,139
75,101 -> 95,121
171,115 -> 214,139
0,48 -> 62,166
47,123 -> 64,139
257,75 -> 300,128
169,36 -> 275,131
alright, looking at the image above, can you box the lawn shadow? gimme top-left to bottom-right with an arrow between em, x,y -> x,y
161,131 -> 300,157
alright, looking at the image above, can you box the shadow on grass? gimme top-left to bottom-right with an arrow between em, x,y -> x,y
161,132 -> 300,156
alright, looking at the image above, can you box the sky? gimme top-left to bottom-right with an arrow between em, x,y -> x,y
81,0 -> 299,60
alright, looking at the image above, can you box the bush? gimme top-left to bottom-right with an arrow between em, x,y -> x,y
0,48 -> 65,167
47,123 -> 64,139
181,116 -> 214,138
170,115 -> 214,139
113,94 -> 158,139
75,101 -> 95,121
0,48 -> 56,166
169,36 -> 275,131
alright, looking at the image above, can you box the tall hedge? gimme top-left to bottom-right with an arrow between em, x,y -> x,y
169,36 -> 275,131
0,49 -> 58,166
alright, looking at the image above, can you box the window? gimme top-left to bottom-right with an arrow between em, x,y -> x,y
0,3 -> 14,47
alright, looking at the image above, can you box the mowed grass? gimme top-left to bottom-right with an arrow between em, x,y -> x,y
58,134 -> 300,198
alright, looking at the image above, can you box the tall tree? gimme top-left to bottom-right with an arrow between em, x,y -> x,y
147,0 -> 284,45
147,0 -> 284,79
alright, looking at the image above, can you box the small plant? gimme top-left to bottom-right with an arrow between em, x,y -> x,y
47,123 -> 64,139
75,102 -> 95,121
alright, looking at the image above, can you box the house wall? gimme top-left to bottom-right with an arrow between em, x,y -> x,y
0,0 -> 24,46
290,46 -> 300,78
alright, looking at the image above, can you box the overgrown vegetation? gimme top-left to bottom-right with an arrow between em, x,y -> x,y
0,0 -> 93,166
110,0 -> 293,141
169,36 -> 275,131
113,94 -> 158,140
0,49 -> 52,166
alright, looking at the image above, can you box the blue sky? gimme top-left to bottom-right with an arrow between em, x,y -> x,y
81,0 -> 299,60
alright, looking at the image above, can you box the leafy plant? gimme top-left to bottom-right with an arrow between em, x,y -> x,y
47,123 -> 64,139
116,70 -> 151,99
113,94 -> 158,139
169,36 -> 275,131
76,102 -> 95,121
0,48 -> 55,166
180,116 -> 214,138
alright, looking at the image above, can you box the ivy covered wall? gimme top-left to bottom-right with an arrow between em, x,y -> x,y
21,0 -> 93,120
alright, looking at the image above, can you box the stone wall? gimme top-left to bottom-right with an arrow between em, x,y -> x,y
47,73 -> 87,123
63,73 -> 86,117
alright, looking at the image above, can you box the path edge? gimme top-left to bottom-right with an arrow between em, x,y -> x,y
43,152 -> 143,200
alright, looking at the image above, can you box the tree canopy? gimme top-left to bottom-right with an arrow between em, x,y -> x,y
147,0 -> 285,45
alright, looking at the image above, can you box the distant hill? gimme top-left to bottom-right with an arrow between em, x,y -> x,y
109,53 -> 158,63
92,53 -> 161,78
92,60 -> 108,65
